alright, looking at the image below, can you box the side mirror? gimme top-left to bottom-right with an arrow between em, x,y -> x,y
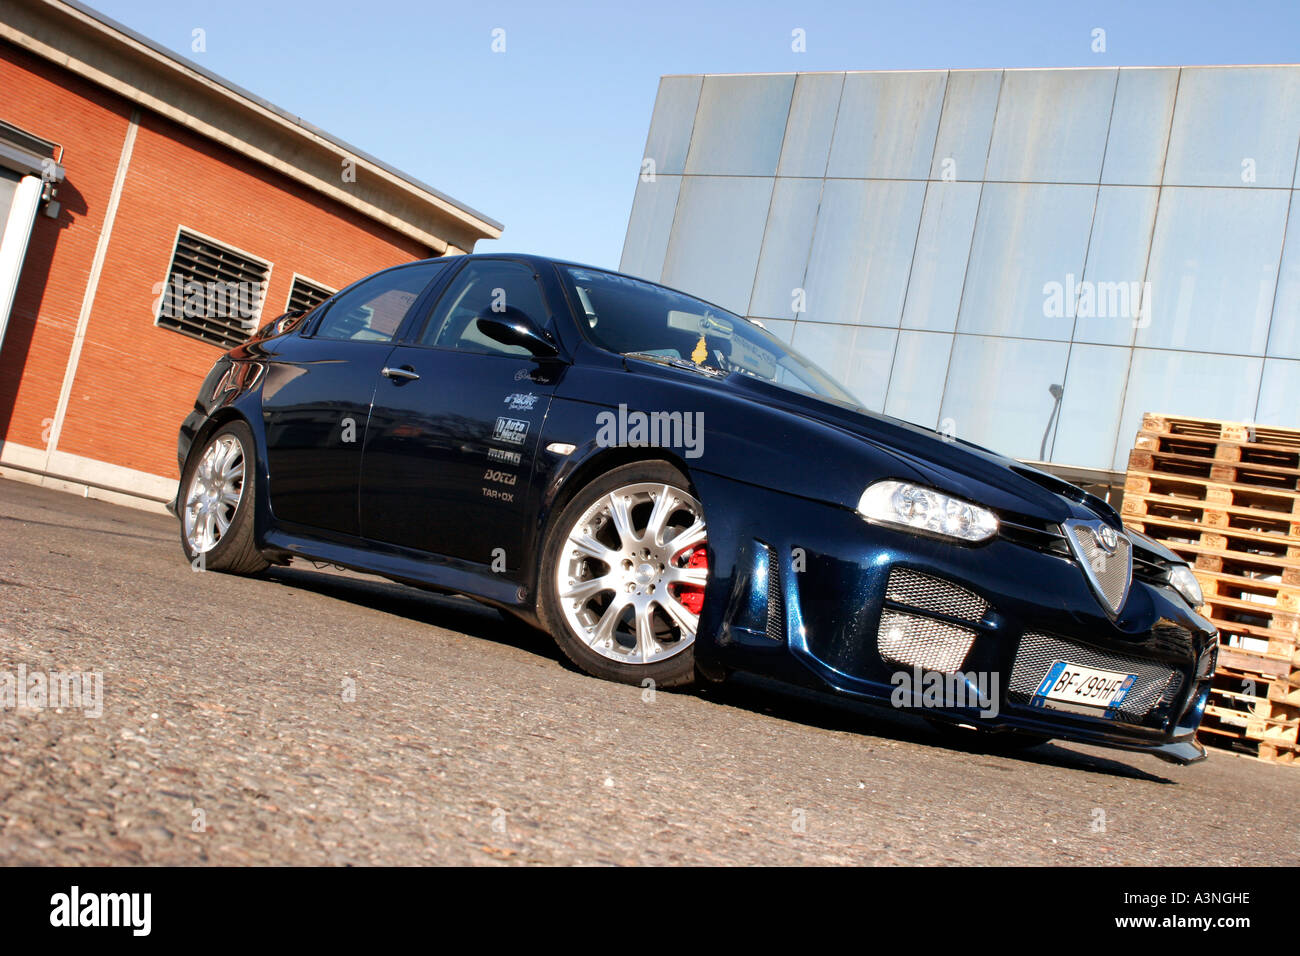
476,307 -> 558,358
259,308 -> 306,339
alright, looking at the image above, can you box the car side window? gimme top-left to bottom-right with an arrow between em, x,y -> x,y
313,262 -> 446,342
419,260 -> 548,355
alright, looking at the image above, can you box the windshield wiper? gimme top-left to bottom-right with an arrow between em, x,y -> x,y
623,351 -> 727,378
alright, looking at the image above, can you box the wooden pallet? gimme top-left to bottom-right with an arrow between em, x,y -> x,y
1125,413 -> 1300,765
1128,447 -> 1300,494
1125,470 -> 1300,519
1216,642 -> 1299,683
1201,665 -> 1300,760
1247,701 -> 1300,748
1193,551 -> 1300,588
1123,514 -> 1300,565
1199,572 -> 1300,613
1258,743 -> 1299,763
1141,413 -> 1300,451
1122,489 -> 1300,539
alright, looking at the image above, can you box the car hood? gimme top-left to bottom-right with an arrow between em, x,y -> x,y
722,374 -> 1117,527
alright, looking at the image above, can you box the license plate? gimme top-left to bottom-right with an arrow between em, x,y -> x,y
1031,661 -> 1137,713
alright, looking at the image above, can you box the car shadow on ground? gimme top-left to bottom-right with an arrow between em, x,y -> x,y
263,564 -> 565,664
697,673 -> 1175,784
264,563 -> 1174,785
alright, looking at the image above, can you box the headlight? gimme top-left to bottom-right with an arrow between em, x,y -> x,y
1169,564 -> 1204,609
857,480 -> 999,543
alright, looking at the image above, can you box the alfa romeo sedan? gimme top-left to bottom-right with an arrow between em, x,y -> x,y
174,254 -> 1217,765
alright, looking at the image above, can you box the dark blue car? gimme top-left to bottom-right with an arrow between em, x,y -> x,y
174,254 -> 1217,765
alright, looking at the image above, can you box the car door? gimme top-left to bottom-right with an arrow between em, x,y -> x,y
260,260 -> 450,537
358,258 -> 565,567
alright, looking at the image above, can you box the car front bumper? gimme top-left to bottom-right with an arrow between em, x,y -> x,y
693,472 -> 1218,766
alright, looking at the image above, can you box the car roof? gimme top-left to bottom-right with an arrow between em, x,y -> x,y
434,253 -> 742,318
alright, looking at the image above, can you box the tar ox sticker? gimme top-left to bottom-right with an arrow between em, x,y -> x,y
493,417 -> 529,445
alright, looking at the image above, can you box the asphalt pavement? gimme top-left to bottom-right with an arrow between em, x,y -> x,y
0,477 -> 1296,865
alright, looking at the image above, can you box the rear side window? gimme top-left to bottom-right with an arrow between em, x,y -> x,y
313,261 -> 447,342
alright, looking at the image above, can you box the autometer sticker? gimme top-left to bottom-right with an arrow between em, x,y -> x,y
493,417 -> 529,445
485,415 -> 528,503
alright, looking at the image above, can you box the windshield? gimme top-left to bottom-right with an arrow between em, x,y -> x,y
559,266 -> 861,407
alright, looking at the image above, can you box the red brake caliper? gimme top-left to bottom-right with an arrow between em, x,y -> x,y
672,545 -> 708,616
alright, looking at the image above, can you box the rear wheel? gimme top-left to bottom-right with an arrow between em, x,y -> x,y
539,461 -> 706,688
179,420 -> 268,575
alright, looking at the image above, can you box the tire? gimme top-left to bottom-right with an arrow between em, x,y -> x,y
178,420 -> 269,575
538,461 -> 706,689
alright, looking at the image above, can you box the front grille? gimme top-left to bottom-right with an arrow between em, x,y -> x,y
885,569 -> 989,622
877,610 -> 977,673
1195,637 -> 1218,681
1065,522 -> 1133,614
1009,631 -> 1184,725
998,516 -> 1072,557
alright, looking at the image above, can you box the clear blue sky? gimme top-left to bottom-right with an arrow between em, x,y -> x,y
91,0 -> 1300,267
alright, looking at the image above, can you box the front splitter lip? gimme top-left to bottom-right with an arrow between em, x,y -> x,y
792,650 -> 1209,765
921,706 -> 1208,765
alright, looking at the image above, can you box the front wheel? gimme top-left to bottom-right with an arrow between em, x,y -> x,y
179,420 -> 269,575
538,461 -> 707,688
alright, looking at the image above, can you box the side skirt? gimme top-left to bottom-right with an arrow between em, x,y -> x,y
260,526 -> 533,616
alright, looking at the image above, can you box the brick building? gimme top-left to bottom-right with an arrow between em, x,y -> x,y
0,0 -> 501,510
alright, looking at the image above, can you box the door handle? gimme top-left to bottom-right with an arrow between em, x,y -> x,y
382,366 -> 420,381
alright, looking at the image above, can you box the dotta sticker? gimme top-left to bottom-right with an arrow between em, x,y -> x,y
493,417 -> 529,445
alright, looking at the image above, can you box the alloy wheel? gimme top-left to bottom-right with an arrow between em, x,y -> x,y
556,481 -> 707,665
183,434 -> 246,554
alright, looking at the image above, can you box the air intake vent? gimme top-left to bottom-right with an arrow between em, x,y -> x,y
764,545 -> 784,642
1010,631 -> 1184,725
156,229 -> 269,348
885,569 -> 989,622
877,610 -> 977,673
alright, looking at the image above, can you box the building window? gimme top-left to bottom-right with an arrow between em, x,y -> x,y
286,274 -> 335,314
156,228 -> 270,348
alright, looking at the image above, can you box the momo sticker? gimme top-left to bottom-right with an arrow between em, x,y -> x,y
493,417 -> 529,445
487,447 -> 522,466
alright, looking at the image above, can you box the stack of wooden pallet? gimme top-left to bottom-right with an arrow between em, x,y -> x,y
1121,412 -> 1300,765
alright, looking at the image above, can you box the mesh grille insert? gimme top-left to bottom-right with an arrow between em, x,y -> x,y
1010,631 -> 1184,724
885,569 -> 989,623
877,610 -> 977,673
1065,522 -> 1132,614
764,545 -> 784,642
